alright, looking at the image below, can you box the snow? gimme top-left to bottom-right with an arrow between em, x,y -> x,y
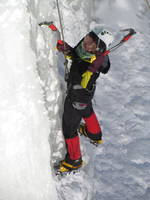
0,1 -> 57,199
0,0 -> 150,200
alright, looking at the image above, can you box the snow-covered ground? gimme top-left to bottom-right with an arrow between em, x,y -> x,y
0,0 -> 150,200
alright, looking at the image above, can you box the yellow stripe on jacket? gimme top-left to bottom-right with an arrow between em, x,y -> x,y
81,71 -> 93,88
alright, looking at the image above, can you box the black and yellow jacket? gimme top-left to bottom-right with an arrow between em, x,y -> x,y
61,34 -> 110,104
66,37 -> 110,89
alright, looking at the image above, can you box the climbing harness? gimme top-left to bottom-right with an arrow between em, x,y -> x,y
56,0 -> 69,81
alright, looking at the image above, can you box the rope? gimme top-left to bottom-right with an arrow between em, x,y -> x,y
55,0 -> 69,81
56,0 -> 65,41
145,0 -> 150,10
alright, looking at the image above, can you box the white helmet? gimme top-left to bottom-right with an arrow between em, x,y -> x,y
93,27 -> 114,49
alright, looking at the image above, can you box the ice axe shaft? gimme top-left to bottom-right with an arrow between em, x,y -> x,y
103,28 -> 136,56
121,28 -> 136,41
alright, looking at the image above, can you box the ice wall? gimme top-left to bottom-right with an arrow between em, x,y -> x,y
0,0 -> 58,199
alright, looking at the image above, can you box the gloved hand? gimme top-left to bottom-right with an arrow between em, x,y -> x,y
56,40 -> 65,51
81,71 -> 93,88
56,40 -> 73,55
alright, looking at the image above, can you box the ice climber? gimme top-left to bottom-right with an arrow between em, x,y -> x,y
55,26 -> 114,173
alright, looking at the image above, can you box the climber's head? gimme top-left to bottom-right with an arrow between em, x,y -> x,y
83,34 -> 97,53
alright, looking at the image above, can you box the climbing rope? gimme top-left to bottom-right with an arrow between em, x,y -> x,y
56,0 -> 65,41
145,0 -> 150,10
56,0 -> 69,81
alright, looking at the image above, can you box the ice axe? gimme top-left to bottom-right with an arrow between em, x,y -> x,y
103,28 -> 136,56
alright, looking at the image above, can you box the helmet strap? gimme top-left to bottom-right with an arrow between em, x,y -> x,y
96,38 -> 100,51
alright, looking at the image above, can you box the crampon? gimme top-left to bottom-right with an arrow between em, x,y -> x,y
78,123 -> 103,147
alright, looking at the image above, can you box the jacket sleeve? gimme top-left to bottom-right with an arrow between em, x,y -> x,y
100,55 -> 110,74
80,54 -> 105,88
88,54 -> 105,73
